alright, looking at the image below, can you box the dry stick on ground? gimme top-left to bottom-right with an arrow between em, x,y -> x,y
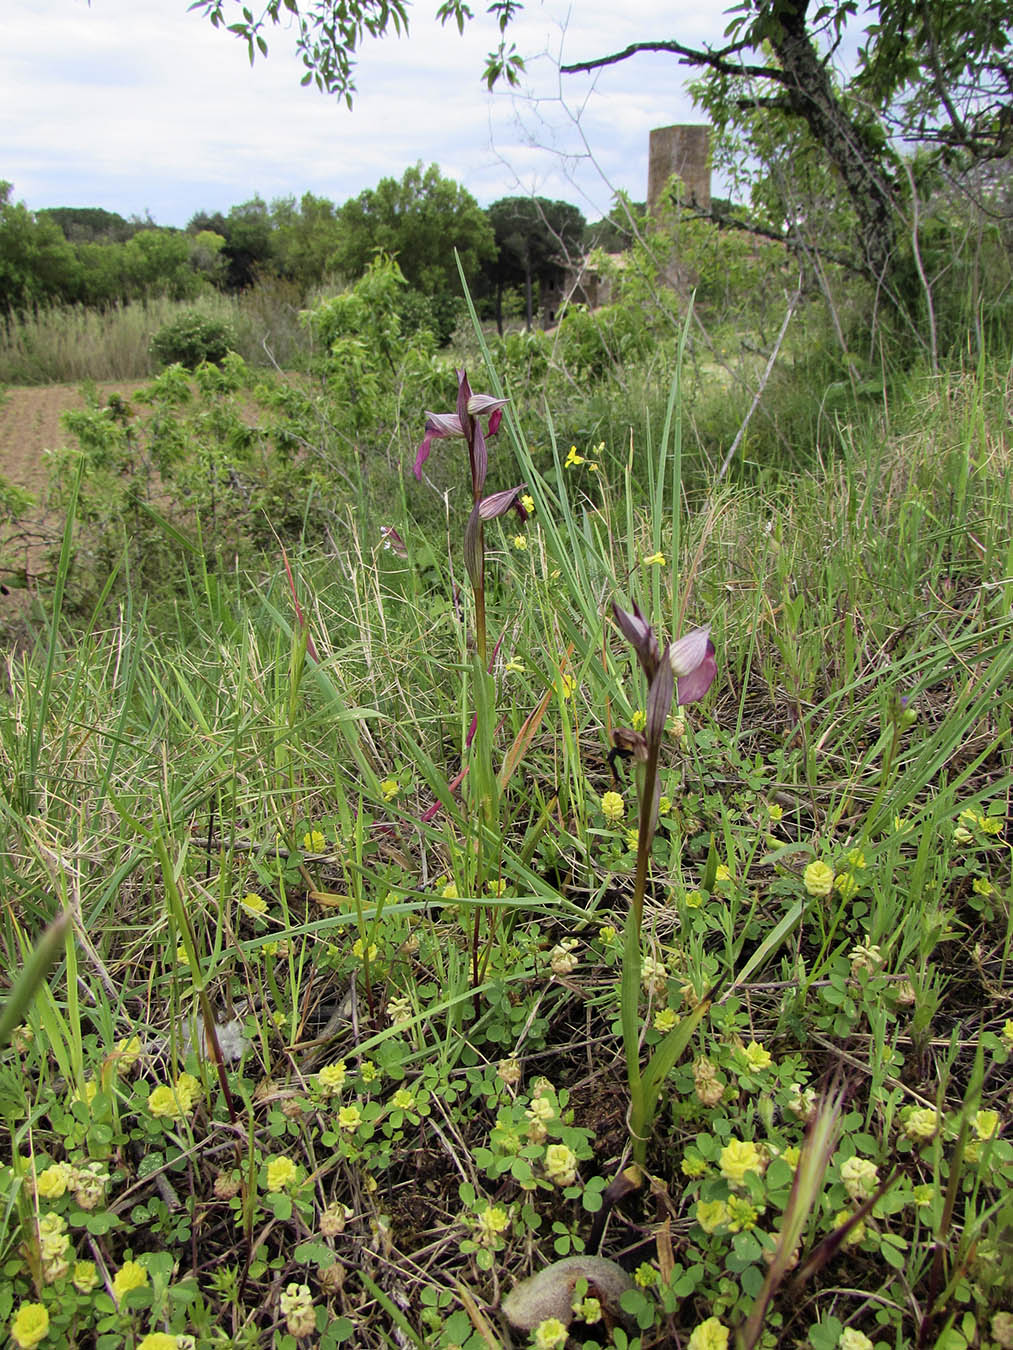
715,280 -> 802,486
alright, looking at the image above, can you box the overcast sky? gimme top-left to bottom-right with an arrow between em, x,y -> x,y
3,0 -> 731,227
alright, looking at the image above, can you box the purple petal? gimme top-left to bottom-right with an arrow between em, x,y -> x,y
669,625 -> 711,678
676,642 -> 717,705
467,393 -> 509,418
456,369 -> 472,430
423,412 -> 464,438
487,406 -> 504,437
477,484 -> 525,520
380,526 -> 408,559
413,431 -> 435,480
612,601 -> 661,682
471,418 -> 488,496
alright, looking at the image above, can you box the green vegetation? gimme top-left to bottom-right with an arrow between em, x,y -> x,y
1,134 -> 1013,1350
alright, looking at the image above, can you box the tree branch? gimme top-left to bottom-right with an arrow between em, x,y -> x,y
560,39 -> 789,86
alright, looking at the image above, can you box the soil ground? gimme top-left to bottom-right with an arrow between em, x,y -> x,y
0,381 -> 148,500
0,382 -> 148,622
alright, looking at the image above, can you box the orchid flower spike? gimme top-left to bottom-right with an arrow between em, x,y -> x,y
414,370 -> 508,487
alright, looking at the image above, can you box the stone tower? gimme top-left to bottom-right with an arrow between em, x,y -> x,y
647,124 -> 711,213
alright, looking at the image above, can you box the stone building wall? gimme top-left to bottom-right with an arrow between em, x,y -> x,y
647,124 -> 711,213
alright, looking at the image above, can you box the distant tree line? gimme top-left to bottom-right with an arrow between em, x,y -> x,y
0,167 -> 603,344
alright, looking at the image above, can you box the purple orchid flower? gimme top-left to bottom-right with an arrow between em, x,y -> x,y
414,370 -> 508,492
669,625 -> 717,706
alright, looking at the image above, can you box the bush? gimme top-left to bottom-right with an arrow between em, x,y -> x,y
150,310 -> 238,370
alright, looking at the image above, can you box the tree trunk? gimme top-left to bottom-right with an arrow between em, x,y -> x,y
768,0 -> 897,287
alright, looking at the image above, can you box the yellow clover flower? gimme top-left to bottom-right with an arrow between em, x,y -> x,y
740,1041 -> 772,1071
643,551 -> 666,566
543,1143 -> 578,1187
266,1156 -> 299,1191
688,1316 -> 730,1350
380,778 -> 399,801
10,1303 -> 50,1349
240,892 -> 267,916
303,829 -> 326,852
35,1162 -> 74,1199
317,1061 -> 347,1094
533,1318 -> 568,1350
973,1109 -> 1000,1140
803,860 -> 835,896
112,1259 -> 149,1302
696,1199 -> 730,1233
600,790 -> 625,824
72,1261 -> 99,1293
137,1336 -> 179,1350
719,1138 -> 763,1188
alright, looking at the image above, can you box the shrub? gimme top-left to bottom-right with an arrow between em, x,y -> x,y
150,310 -> 238,370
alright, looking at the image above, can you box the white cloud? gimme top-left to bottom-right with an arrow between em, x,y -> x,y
2,0 -> 729,223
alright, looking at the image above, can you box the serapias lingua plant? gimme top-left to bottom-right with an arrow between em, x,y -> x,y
415,370 -> 524,666
611,600 -> 717,1163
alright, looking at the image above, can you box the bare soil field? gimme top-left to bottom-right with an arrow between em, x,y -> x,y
0,381 -> 149,501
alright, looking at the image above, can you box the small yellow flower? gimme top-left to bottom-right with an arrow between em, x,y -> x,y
35,1162 -> 74,1199
714,863 -> 732,883
72,1261 -> 99,1293
474,1204 -> 511,1244
973,876 -> 994,895
696,1199 -> 730,1233
148,1084 -> 182,1120
175,944 -> 190,966
654,1007 -> 679,1033
982,815 -> 1003,836
564,446 -> 585,468
973,1109 -> 1000,1140
841,1156 -> 879,1201
684,889 -> 704,909
559,673 -> 577,700
318,1061 -> 347,1093
303,829 -> 326,852
391,1088 -> 416,1110
487,879 -> 507,897
533,1318 -> 569,1350
631,708 -> 647,731
839,1330 -> 875,1350
600,790 -> 625,824
835,872 -> 860,901
688,1316 -> 730,1350
598,924 -> 618,944
240,892 -> 267,915
266,1155 -> 299,1191
351,938 -> 378,963
112,1259 -> 149,1302
719,1138 -> 763,1188
643,551 -> 666,566
626,827 -> 640,853
338,1104 -> 361,1131
767,801 -> 784,822
549,941 -> 579,975
386,996 -> 413,1027
681,1153 -> 707,1178
279,1283 -> 315,1339
803,860 -> 835,896
441,881 -> 459,900
911,1183 -> 934,1207
10,1303 -> 50,1349
543,1143 -> 578,1187
137,1335 -> 179,1350
903,1107 -> 939,1141
511,534 -> 527,550
173,1072 -> 201,1114
521,493 -> 535,514
834,1209 -> 866,1245
113,1035 -> 142,1073
379,778 -> 399,801
360,1060 -> 378,1082
1002,1019 -> 1013,1047
740,1041 -> 772,1071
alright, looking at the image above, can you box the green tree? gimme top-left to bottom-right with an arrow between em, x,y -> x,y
483,196 -> 585,332
269,192 -> 344,290
0,183 -> 80,310
331,163 -> 495,342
